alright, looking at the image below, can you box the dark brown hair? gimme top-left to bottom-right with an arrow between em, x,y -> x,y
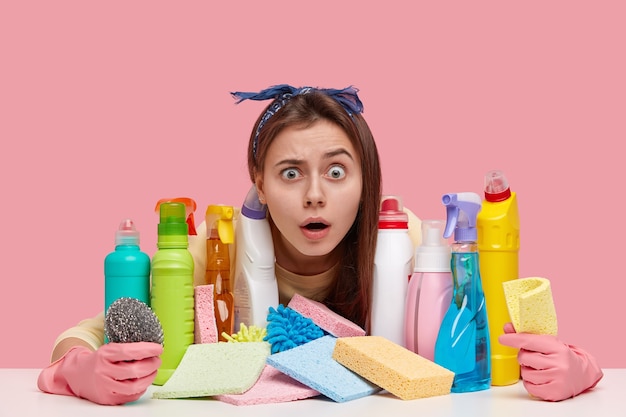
246,91 -> 381,331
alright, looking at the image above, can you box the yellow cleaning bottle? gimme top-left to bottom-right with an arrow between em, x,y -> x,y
477,170 -> 520,386
204,204 -> 235,341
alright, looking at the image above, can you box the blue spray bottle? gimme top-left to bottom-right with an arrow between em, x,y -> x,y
434,192 -> 491,392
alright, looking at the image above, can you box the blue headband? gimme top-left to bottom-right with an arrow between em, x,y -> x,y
230,84 -> 364,159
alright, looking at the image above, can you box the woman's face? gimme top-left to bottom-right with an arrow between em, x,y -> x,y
256,119 -> 363,263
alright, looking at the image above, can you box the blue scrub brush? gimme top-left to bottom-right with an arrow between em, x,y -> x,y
263,304 -> 324,353
104,297 -> 164,345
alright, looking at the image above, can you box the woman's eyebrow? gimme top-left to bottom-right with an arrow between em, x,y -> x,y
274,158 -> 303,168
324,148 -> 354,161
274,148 -> 354,168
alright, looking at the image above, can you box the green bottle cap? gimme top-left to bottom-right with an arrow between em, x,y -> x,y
157,202 -> 189,248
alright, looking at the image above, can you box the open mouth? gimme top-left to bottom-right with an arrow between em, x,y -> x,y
304,222 -> 328,231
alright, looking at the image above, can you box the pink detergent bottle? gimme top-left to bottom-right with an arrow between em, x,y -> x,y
404,219 -> 452,361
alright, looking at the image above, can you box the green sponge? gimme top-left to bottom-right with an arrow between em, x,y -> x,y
152,342 -> 270,399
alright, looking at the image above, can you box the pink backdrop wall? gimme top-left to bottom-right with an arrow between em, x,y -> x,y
2,1 -> 624,368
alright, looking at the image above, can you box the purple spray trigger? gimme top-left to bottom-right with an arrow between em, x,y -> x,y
442,194 -> 459,239
442,193 -> 482,242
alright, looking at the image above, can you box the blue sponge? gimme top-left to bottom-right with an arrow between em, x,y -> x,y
266,335 -> 380,402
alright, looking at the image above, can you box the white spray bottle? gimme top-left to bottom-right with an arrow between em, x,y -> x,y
233,185 -> 278,331
404,219 -> 452,361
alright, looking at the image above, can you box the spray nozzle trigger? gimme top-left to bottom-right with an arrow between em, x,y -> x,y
155,197 -> 198,235
442,192 -> 482,241
206,205 -> 234,244
443,204 -> 459,239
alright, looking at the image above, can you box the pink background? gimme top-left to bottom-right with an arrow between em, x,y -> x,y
1,2 -> 624,368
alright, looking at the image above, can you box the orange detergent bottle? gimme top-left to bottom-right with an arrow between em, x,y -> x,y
204,204 -> 235,341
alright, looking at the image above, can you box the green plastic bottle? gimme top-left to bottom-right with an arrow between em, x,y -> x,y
151,202 -> 195,386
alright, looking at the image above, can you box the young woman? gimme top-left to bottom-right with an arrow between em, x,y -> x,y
192,85 -> 400,330
37,85 -> 601,405
37,85 -> 418,405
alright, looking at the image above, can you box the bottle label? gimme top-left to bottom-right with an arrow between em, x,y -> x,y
233,271 -> 252,332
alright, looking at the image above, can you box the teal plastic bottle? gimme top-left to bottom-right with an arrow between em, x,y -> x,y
434,192 -> 491,393
104,219 -> 151,343
151,202 -> 195,386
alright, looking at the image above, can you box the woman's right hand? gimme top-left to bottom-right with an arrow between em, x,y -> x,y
38,342 -> 162,405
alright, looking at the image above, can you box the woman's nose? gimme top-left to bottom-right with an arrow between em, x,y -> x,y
304,177 -> 325,207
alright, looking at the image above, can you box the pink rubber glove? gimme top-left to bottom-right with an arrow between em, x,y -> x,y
499,323 -> 603,401
37,342 -> 162,405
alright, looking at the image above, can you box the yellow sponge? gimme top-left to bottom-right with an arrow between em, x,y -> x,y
503,277 -> 558,335
332,336 -> 454,400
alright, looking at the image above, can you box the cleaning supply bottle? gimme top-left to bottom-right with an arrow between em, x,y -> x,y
233,186 -> 278,331
205,204 -> 235,341
150,201 -> 195,386
477,169 -> 521,386
372,195 -> 413,347
434,192 -> 491,392
404,219 -> 452,361
104,219 -> 151,342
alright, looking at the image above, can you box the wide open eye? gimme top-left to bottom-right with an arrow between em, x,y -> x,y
281,168 -> 301,180
327,165 -> 346,179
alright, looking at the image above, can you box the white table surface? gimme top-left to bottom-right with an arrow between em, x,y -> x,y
0,368 -> 620,416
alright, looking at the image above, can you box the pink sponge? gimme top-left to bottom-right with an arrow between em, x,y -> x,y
194,284 -> 218,343
287,293 -> 365,337
216,365 -> 320,405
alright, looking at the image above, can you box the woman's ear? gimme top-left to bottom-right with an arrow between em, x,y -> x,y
254,175 -> 266,204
